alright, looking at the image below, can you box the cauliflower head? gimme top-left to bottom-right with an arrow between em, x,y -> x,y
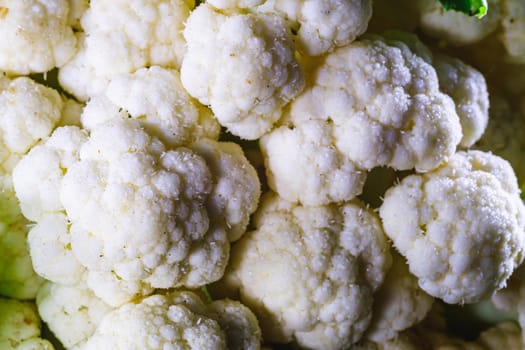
180,3 -> 304,140
81,66 -> 220,148
78,290 -> 261,350
36,281 -> 113,349
379,150 -> 525,304
0,0 -> 77,74
59,0 -> 192,101
257,0 -> 373,56
433,54 -> 489,148
0,298 -> 55,350
13,119 -> 260,307
220,193 -> 392,349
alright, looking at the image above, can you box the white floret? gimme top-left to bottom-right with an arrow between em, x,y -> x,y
0,76 -> 64,176
260,119 -> 367,206
261,34 -> 462,205
433,54 -> 489,148
59,0 -> 192,101
13,119 -> 260,307
364,251 -> 434,342
82,66 -> 220,147
78,291 -> 261,350
258,0 -> 373,56
221,193 -> 392,349
0,0 -> 77,74
379,150 -> 525,304
416,0 -> 501,45
180,3 -> 304,139
0,298 -> 55,350
36,281 -> 113,348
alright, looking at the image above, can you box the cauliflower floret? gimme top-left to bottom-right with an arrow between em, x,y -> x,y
13,119 -> 260,307
261,34 -> 462,205
379,150 -> 525,304
0,76 -> 64,176
220,193 -> 392,349
78,291 -> 261,350
0,298 -> 55,350
364,250 -> 434,342
59,0 -> 192,101
82,66 -> 220,148
500,0 -> 525,63
180,3 -> 304,140
257,0 -> 373,56
475,321 -> 522,349
415,0 -> 501,45
260,119 -> 367,206
0,0 -> 77,75
36,281 -> 114,349
432,54 -> 489,148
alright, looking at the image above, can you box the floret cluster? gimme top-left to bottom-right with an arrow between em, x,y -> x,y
1,0 -> 525,349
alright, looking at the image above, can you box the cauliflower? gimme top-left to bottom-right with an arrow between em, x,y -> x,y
180,3 -> 304,140
364,250 -> 434,342
78,290 -> 261,350
415,0 -> 501,45
13,119 -> 260,307
81,66 -> 220,148
0,75 -> 75,300
0,76 -> 65,177
0,297 -> 55,349
219,193 -> 392,349
59,0 -> 192,101
0,0 -> 77,75
36,281 -> 113,349
256,0 -> 373,56
432,54 -> 489,148
261,33 -> 462,205
379,150 -> 525,304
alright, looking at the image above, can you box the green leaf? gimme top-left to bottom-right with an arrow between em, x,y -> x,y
439,0 -> 488,18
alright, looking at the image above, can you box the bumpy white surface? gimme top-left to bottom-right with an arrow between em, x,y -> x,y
222,193 -> 392,349
59,0 -> 192,100
433,55 -> 489,148
82,66 -> 220,148
416,0 -> 501,45
0,76 -> 63,175
258,0 -> 373,56
181,3 -> 304,139
36,282 -> 113,348
379,150 -> 525,304
262,34 -> 462,205
364,251 -> 434,342
0,0 -> 77,74
260,119 -> 367,205
78,291 -> 261,350
13,119 -> 259,307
